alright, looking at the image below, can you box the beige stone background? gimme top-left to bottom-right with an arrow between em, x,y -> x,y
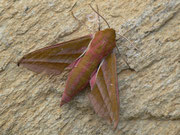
0,0 -> 180,134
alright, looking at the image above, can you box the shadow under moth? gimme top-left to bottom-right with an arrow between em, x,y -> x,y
18,4 -> 134,129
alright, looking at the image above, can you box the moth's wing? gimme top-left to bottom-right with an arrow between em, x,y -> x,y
18,35 -> 92,75
88,52 -> 119,129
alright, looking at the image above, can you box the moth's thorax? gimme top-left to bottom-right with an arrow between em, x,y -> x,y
87,28 -> 116,58
100,28 -> 116,40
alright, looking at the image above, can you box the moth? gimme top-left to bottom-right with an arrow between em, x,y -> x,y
18,5 -> 131,129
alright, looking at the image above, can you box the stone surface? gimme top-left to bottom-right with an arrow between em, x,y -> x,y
0,0 -> 180,135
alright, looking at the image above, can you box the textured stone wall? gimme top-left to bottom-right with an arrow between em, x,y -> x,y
0,0 -> 180,135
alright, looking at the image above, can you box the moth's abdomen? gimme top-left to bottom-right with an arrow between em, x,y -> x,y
60,54 -> 100,106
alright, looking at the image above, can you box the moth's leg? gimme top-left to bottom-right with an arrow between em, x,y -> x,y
116,47 -> 134,71
115,12 -> 138,50
116,33 -> 138,51
116,32 -> 138,71
121,54 -> 134,71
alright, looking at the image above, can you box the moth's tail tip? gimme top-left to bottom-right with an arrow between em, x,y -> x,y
60,93 -> 71,107
60,101 -> 64,107
60,99 -> 69,107
60,99 -> 67,107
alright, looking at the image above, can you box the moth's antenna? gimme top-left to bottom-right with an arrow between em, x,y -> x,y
96,5 -> 101,31
89,4 -> 110,28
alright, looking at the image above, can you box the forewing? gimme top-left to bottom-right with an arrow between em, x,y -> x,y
89,52 -> 119,129
18,35 -> 92,75
89,73 -> 112,122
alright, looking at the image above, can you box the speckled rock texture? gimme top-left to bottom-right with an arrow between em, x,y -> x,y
0,0 -> 180,135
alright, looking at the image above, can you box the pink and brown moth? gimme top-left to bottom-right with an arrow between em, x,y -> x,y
18,5 -> 126,129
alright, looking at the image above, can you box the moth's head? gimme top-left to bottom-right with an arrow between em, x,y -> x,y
105,28 -> 115,35
102,28 -> 116,40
